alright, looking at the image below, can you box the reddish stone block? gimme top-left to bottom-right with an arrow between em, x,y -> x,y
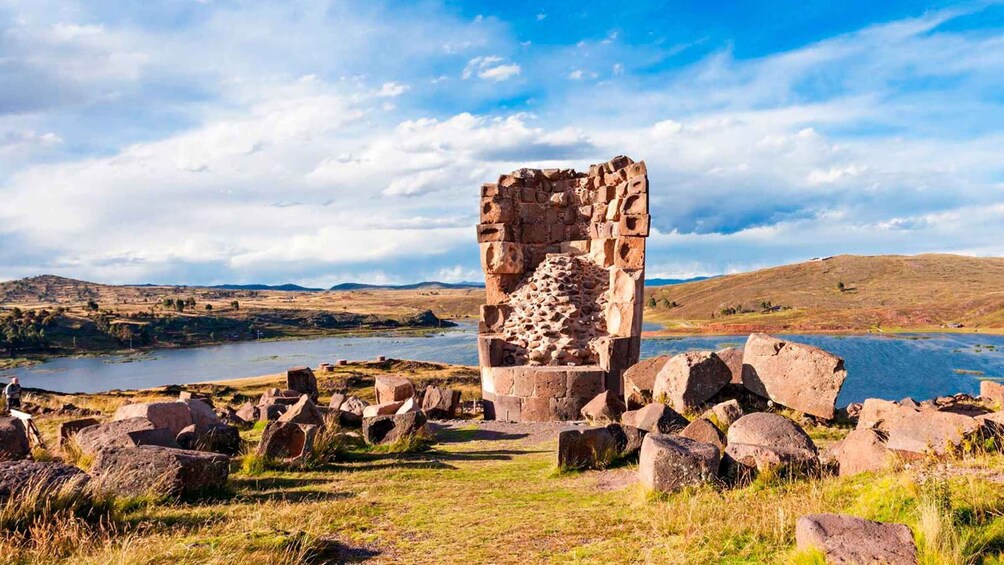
566,369 -> 606,399
627,161 -> 647,179
623,193 -> 648,215
480,304 -> 511,333
521,396 -> 554,422
617,215 -> 650,237
492,367 -> 516,396
477,223 -> 518,243
534,369 -> 567,397
481,242 -> 524,275
485,274 -> 521,305
627,175 -> 647,195
615,237 -> 646,270
481,183 -> 499,197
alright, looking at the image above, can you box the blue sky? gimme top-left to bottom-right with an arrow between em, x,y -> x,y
1,0 -> 1002,286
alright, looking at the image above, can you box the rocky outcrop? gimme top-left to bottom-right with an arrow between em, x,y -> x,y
362,411 -> 427,445
741,334 -> 847,420
621,403 -> 689,434
556,427 -> 619,470
653,351 -> 731,412
680,418 -> 726,451
796,514 -> 917,564
705,400 -> 743,430
580,391 -> 626,423
827,428 -> 894,476
363,401 -> 406,418
639,434 -> 720,493
90,446 -> 229,498
856,398 -> 984,457
716,347 -> 744,385
623,356 -> 668,409
0,417 -> 30,461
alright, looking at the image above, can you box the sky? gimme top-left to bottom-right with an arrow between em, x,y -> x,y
1,0 -> 1003,287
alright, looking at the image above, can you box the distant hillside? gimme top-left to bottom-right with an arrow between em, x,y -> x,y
208,283 -> 324,292
645,276 -> 714,286
329,281 -> 485,291
645,254 -> 1004,333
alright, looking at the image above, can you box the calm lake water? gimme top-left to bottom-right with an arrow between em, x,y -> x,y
3,323 -> 1003,406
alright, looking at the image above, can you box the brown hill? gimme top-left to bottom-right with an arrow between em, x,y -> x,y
645,254 -> 1004,333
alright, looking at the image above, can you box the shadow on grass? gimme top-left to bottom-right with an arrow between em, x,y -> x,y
237,489 -> 356,504
432,426 -> 530,444
230,476 -> 334,491
306,537 -> 382,564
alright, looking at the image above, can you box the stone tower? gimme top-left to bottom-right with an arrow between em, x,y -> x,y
477,155 -> 650,422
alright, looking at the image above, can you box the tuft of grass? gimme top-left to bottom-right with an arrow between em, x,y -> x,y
367,429 -> 435,454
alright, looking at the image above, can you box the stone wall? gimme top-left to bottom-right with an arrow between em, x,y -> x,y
477,155 -> 650,422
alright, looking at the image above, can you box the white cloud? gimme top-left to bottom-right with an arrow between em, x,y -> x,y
377,82 -> 410,97
463,55 -> 521,81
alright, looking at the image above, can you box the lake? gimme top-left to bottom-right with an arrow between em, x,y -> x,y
3,323 -> 1003,406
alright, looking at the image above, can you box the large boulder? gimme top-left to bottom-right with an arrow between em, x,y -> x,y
741,334 -> 847,420
0,417 -> 30,461
581,391 -> 627,423
363,401 -> 405,418
235,403 -> 261,424
981,380 -> 1004,408
180,399 -> 223,429
623,356 -> 669,409
259,388 -> 301,407
716,347 -> 744,385
362,411 -> 427,445
639,434 -> 720,493
396,397 -> 422,414
556,427 -> 619,470
680,418 -> 726,451
258,422 -> 318,462
176,423 -> 242,456
113,402 -> 194,436
73,417 -> 179,457
336,395 -> 369,427
704,400 -> 743,430
605,423 -> 646,458
796,514 -> 917,564
653,351 -> 731,412
286,367 -> 319,401
422,386 -> 461,419
621,403 -> 689,434
0,460 -> 89,501
374,375 -> 415,404
829,428 -> 895,476
725,413 -> 818,474
277,395 -> 326,427
90,446 -> 229,498
58,417 -> 101,447
859,401 -> 983,459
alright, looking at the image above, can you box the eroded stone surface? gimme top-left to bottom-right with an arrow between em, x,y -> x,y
742,334 -> 847,419
639,434 -> 720,493
796,514 -> 918,564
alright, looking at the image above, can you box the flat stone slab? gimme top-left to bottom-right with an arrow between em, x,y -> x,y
796,513 -> 918,564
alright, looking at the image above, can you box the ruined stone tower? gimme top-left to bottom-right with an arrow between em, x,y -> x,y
477,155 -> 650,422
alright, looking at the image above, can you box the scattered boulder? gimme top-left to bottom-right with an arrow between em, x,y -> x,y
258,422 -> 319,462
181,398 -> 223,429
235,403 -> 261,424
113,402 -> 194,436
0,417 -> 30,461
981,380 -> 1004,408
623,356 -> 669,409
58,418 -> 100,447
90,446 -> 229,498
259,388 -> 301,407
621,403 -> 689,434
605,423 -> 646,458
556,426 -> 619,470
639,434 -> 720,493
278,395 -> 326,427
705,400 -> 743,430
742,334 -> 847,420
857,399 -> 983,457
286,367 -> 319,401
422,386 -> 461,419
328,393 -> 347,410
653,351 -> 731,412
0,460 -> 89,501
716,347 -> 744,385
261,404 -> 289,421
73,417 -> 179,457
362,411 -> 427,445
177,424 -> 242,456
725,413 -> 818,474
795,513 -> 917,564
336,395 -> 369,427
828,428 -> 894,476
396,397 -> 422,414
680,418 -> 726,451
363,401 -> 405,418
581,391 -> 627,423
374,375 -> 415,404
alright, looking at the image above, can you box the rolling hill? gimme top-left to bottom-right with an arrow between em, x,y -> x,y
645,254 -> 1004,333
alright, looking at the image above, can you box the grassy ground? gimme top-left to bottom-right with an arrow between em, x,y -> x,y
6,361 -> 1004,563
